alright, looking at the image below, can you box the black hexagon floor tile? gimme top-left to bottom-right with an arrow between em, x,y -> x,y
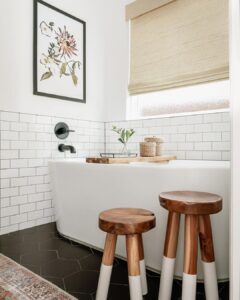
69,292 -> 93,300
42,258 -> 80,278
0,222 -> 229,300
40,236 -> 72,251
58,244 -> 92,260
21,249 -> 58,267
64,270 -> 99,294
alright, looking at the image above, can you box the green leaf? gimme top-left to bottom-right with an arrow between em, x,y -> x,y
118,138 -> 124,144
60,63 -> 67,77
40,71 -> 52,81
72,73 -> 78,86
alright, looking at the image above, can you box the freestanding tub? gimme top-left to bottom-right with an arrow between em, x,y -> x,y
49,159 -> 230,281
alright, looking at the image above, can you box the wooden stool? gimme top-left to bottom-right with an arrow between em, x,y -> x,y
96,208 -> 156,300
158,191 -> 222,300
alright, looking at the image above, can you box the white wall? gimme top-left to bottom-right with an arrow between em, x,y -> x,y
229,0 -> 240,299
0,0 -> 110,121
104,0 -> 131,121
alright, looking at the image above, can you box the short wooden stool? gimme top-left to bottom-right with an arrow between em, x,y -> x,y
96,208 -> 156,300
158,191 -> 222,300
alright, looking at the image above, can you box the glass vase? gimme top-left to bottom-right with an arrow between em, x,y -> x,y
121,143 -> 129,156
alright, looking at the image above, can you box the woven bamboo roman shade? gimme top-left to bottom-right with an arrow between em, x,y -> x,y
128,0 -> 229,95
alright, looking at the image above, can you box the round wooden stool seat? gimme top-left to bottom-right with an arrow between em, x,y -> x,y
99,208 -> 156,235
160,191 -> 222,215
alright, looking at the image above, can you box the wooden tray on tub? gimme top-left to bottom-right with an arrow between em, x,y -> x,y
86,155 -> 176,164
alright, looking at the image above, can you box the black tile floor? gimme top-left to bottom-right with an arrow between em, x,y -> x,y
0,222 -> 229,300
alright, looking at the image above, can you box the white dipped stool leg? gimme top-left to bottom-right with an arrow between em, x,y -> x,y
202,262 -> 218,300
182,215 -> 199,300
96,264 -> 113,300
126,234 -> 143,300
182,273 -> 197,300
158,256 -> 175,300
96,233 -> 117,300
137,235 -> 148,295
158,212 -> 181,300
199,215 -> 219,300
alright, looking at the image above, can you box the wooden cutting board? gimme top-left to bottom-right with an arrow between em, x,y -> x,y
86,155 -> 176,164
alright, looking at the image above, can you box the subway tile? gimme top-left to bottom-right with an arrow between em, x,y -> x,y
203,132 -> 222,142
186,133 -> 202,142
0,150 -> 18,159
37,200 -> 52,210
212,123 -> 230,132
1,179 -> 10,188
28,159 -> 44,167
11,214 -> 28,225
1,160 -> 10,169
203,151 -> 222,160
28,210 -> 44,221
19,220 -> 36,230
20,168 -> 36,177
212,142 -> 231,151
36,132 -> 51,141
20,150 -> 36,159
36,183 -> 51,193
19,185 -> 36,195
19,132 -> 36,141
11,141 -> 28,150
0,224 -> 19,234
36,115 -> 52,124
1,131 -> 18,140
194,124 -> 212,133
1,169 -> 18,178
10,122 -> 28,132
178,125 -> 194,133
20,203 -> 36,213
11,177 -> 28,187
186,151 -> 203,160
1,198 -> 10,208
1,141 -> 10,150
1,205 -> 19,217
28,176 -> 44,185
28,123 -> 45,132
222,151 -> 231,161
186,115 -> 203,124
28,193 -> 44,203
0,121 -> 10,130
194,142 -> 212,151
203,113 -> 221,123
11,159 -> 28,168
20,113 -> 36,123
1,217 -> 10,227
222,132 -> 231,141
1,111 -> 19,122
11,195 -> 28,206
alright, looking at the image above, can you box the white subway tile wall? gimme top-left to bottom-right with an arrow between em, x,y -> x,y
105,112 -> 231,161
0,110 -> 230,234
0,111 -> 105,234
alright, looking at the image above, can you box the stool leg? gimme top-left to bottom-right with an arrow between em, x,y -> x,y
158,212 -> 181,300
96,233 -> 117,300
199,215 -> 219,300
137,234 -> 148,295
126,234 -> 143,300
182,215 -> 199,300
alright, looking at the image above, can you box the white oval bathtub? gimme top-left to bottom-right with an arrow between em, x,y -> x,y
49,159 -> 230,281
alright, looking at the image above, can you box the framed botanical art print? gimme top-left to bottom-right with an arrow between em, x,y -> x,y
33,0 -> 86,103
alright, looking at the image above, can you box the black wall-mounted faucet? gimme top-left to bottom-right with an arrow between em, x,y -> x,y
58,144 -> 76,154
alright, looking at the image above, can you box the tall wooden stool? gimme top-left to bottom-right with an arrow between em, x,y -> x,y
158,191 -> 222,300
96,208 -> 156,300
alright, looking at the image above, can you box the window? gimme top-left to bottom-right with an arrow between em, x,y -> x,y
127,80 -> 230,119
